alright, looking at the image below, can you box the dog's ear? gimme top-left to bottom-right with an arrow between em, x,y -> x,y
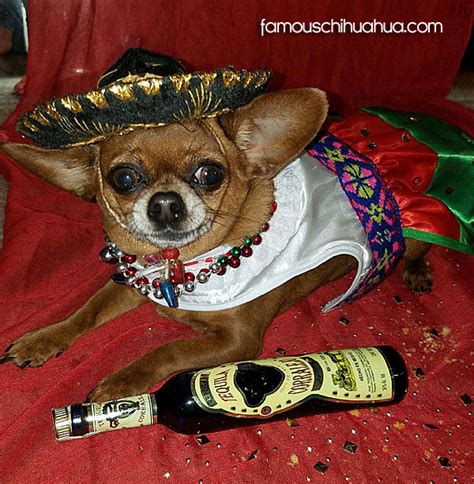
1,142 -> 99,200
219,88 -> 328,178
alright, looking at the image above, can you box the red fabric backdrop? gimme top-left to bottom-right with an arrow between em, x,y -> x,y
0,1 -> 473,482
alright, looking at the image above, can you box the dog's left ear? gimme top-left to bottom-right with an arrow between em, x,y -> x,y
219,88 -> 328,178
1,142 -> 99,200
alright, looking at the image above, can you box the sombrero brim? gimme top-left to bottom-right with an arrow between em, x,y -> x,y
17,68 -> 271,148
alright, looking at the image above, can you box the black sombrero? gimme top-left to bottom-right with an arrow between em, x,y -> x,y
18,48 -> 271,148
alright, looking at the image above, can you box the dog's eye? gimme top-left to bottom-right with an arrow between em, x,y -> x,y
191,163 -> 224,190
109,165 -> 144,194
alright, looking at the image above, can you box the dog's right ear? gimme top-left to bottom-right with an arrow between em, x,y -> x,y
1,142 -> 99,200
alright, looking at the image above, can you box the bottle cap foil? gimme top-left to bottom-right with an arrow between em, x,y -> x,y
51,406 -> 73,441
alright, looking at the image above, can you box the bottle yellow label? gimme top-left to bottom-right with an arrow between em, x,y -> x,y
191,347 -> 393,418
87,394 -> 157,433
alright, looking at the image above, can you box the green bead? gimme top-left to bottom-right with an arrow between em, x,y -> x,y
230,247 -> 242,257
217,255 -> 229,267
244,236 -> 253,246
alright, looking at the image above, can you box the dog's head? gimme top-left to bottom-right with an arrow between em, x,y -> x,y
2,89 -> 328,257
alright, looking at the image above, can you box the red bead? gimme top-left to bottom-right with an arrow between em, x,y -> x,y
152,278 -> 161,289
170,261 -> 184,284
262,222 -> 270,232
229,257 -> 240,268
124,267 -> 137,277
200,268 -> 209,274
135,276 -> 149,286
184,272 -> 195,282
242,246 -> 253,257
122,254 -> 137,264
271,200 -> 278,213
161,248 -> 180,260
217,266 -> 227,276
252,234 -> 262,245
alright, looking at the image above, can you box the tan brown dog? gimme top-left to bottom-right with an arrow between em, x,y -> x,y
0,86 -> 432,402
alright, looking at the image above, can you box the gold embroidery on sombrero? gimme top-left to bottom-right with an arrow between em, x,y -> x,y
84,91 -> 108,109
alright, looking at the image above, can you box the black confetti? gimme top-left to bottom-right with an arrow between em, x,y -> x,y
460,394 -> 472,405
196,435 -> 210,445
275,347 -> 287,356
247,449 -> 259,461
438,456 -> 452,467
339,316 -> 350,326
444,186 -> 454,195
393,295 -> 403,303
313,461 -> 329,474
430,328 -> 440,337
413,368 -> 426,379
343,441 -> 358,454
360,128 -> 370,137
424,423 -> 439,430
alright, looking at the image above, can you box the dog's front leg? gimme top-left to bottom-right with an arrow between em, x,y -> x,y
1,280 -> 146,368
87,308 -> 267,403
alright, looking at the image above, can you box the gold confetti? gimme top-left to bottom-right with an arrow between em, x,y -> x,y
286,418 -> 299,427
289,453 -> 299,467
394,422 -> 406,430
349,409 -> 360,417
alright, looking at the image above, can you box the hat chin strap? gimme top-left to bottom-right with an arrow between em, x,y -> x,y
96,163 -> 131,232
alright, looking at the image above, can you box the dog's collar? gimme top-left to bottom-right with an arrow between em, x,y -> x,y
100,201 -> 277,308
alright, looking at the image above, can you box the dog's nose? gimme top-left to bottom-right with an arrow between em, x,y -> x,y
147,192 -> 186,227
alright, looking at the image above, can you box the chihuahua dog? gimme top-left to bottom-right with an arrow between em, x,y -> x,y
0,88 -> 431,402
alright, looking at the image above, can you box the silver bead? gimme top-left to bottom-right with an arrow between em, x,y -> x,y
153,289 -> 163,299
125,276 -> 135,285
210,262 -> 220,273
117,263 -> 128,272
138,285 -> 149,295
184,281 -> 195,292
174,286 -> 182,297
197,271 -> 209,284
115,249 -> 124,258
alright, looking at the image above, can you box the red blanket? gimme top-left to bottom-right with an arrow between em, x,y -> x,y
0,1 -> 473,481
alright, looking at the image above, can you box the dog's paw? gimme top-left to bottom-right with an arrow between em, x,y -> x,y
403,259 -> 433,295
87,366 -> 155,403
0,327 -> 70,368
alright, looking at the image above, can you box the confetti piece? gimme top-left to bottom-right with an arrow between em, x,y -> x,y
313,461 -> 329,474
339,316 -> 350,326
275,347 -> 287,356
196,435 -> 210,445
460,393 -> 472,405
393,295 -> 403,303
424,423 -> 439,430
413,368 -> 426,379
430,328 -> 439,337
438,456 -> 452,467
247,449 -> 259,461
441,326 -> 451,337
394,422 -> 406,430
344,441 -> 358,454
286,418 -> 299,427
289,453 -> 299,467
348,409 -> 360,417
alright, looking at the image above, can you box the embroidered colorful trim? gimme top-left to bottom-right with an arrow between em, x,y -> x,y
307,134 -> 405,308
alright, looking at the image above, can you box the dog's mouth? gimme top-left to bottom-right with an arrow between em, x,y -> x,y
130,218 -> 212,248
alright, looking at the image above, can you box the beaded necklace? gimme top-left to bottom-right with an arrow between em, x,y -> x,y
100,200 -> 277,308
